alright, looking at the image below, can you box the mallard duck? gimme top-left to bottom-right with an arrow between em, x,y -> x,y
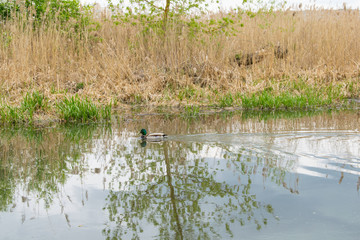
140,129 -> 167,141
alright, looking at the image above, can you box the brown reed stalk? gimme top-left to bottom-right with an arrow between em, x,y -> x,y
0,7 -> 359,106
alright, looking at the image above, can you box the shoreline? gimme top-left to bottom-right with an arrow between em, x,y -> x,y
1,8 -> 360,125
1,93 -> 358,127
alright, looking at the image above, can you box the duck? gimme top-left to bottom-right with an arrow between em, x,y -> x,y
140,129 -> 167,141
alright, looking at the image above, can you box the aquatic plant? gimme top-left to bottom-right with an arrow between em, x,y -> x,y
182,105 -> 200,118
56,96 -> 111,122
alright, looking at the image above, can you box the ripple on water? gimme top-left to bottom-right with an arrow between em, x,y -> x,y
174,130 -> 360,179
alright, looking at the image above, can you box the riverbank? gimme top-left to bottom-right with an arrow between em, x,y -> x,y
0,88 -> 358,126
0,6 -> 359,124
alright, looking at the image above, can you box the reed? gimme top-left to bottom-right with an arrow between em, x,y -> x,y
0,4 -> 359,112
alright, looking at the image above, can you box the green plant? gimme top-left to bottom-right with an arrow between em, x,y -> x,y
0,0 -> 94,35
76,82 -> 85,91
20,91 -> 47,122
0,106 -> 25,125
182,105 -> 200,118
21,91 -> 47,112
178,86 -> 196,101
1,31 -> 12,48
0,91 -> 47,125
0,1 -> 18,20
134,95 -> 143,104
25,0 -> 82,24
0,0 -> 81,23
56,96 -> 101,122
101,102 -> 112,121
108,0 -> 260,36
240,87 -> 339,110
218,93 -> 234,108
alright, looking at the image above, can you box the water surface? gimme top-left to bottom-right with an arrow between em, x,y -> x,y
1,110 -> 359,239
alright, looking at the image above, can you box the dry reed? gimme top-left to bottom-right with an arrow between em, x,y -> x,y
0,7 -> 359,107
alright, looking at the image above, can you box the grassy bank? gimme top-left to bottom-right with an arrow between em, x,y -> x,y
0,91 -> 111,124
0,2 -> 359,124
0,84 -> 352,125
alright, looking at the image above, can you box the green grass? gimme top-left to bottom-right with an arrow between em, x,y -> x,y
178,86 -> 197,101
56,96 -> 111,123
101,102 -> 112,120
174,79 -> 350,110
240,91 -> 329,110
0,79 -> 353,126
0,91 -> 112,125
0,91 -> 47,125
0,92 -> 112,125
239,83 -> 345,110
218,93 -> 235,108
21,91 -> 47,122
204,79 -> 349,110
0,105 -> 26,124
127,94 -> 143,105
182,105 -> 200,118
21,91 -> 47,111
76,82 -> 85,91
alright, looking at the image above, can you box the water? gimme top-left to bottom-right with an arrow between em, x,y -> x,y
0,110 -> 359,240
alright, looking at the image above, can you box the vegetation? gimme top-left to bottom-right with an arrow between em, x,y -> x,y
56,96 -> 111,122
182,105 -> 200,118
0,92 -> 111,125
0,0 -> 84,25
0,0 -> 359,123
0,91 -> 47,124
0,123 -> 111,212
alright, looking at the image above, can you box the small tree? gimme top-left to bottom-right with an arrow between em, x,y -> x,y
0,0 -> 83,24
109,0 -> 239,32
108,0 -> 282,36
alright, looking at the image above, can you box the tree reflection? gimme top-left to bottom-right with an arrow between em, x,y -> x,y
0,124 -> 111,212
102,140 -> 278,239
1,110 -> 357,238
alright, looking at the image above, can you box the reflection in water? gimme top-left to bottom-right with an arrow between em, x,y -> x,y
103,140 -> 277,239
0,110 -> 359,239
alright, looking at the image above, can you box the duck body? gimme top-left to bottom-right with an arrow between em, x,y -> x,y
140,129 -> 167,141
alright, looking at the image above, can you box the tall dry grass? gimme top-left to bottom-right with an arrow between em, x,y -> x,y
0,8 -> 359,106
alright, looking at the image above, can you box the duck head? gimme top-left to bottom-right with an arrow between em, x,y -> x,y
140,129 -> 147,136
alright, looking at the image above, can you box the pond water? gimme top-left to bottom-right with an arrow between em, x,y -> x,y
0,110 -> 360,240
